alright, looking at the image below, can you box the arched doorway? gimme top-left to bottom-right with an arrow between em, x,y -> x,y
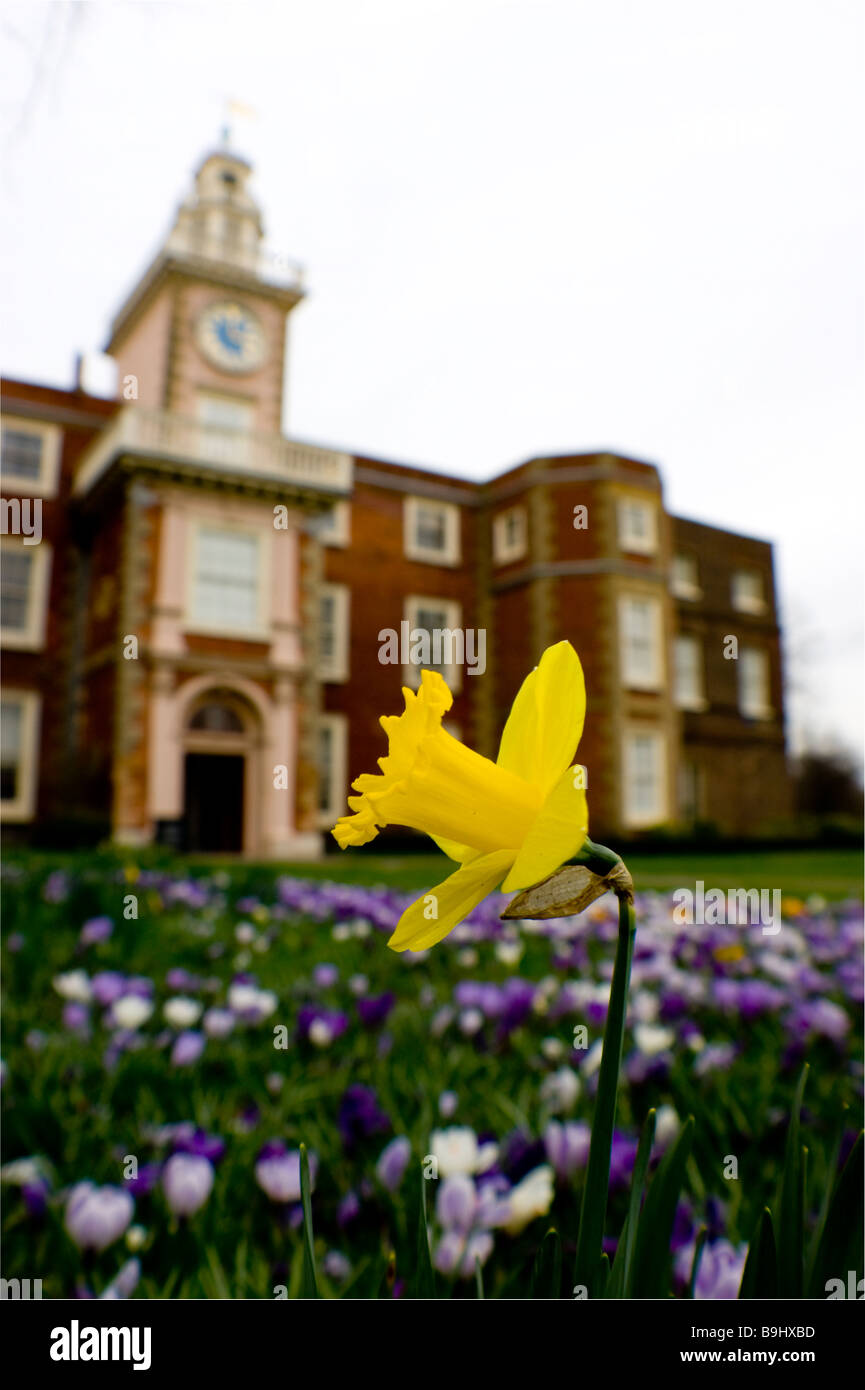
183,688 -> 258,853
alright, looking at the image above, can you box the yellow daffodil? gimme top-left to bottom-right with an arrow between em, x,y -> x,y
332,640 -> 589,952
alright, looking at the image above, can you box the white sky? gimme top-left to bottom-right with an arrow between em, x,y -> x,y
1,0 -> 862,764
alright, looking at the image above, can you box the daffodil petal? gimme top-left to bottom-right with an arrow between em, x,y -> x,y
387,849 -> 514,953
429,834 -> 478,864
501,764 -> 588,893
496,640 -> 586,799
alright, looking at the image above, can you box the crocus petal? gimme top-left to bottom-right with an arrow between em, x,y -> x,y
387,849 -> 514,953
495,641 -> 586,799
501,764 -> 588,892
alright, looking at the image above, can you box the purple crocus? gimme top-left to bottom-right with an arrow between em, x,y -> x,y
100,1258 -> 141,1300
436,1174 -> 477,1232
62,1002 -> 91,1035
80,916 -> 113,947
313,963 -> 339,989
544,1120 -> 591,1180
357,991 -> 395,1030
124,1163 -> 161,1198
161,1153 -> 214,1217
375,1136 -> 411,1193
172,1128 -> 225,1164
64,1183 -> 134,1252
337,1191 -> 361,1227
297,1006 -> 349,1046
91,971 -> 128,1006
676,1238 -> 748,1299
203,1007 -> 235,1039
170,1031 -> 205,1066
337,1085 -> 391,1151
255,1146 -> 317,1203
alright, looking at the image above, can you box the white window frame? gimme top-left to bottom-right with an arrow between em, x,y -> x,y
318,582 -> 350,682
492,506 -> 528,565
317,713 -> 348,826
403,496 -> 461,566
622,728 -> 668,828
185,521 -> 269,639
619,593 -> 665,691
617,497 -> 658,555
671,552 -> 702,601
732,569 -> 767,615
403,595 -> 463,693
316,501 -> 351,547
0,689 -> 41,822
0,540 -> 52,650
738,647 -> 773,720
0,418 -> 61,497
673,634 -> 707,711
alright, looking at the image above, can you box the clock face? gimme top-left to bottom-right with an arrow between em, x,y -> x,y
196,301 -> 266,373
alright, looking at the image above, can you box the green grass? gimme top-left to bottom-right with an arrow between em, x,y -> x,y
262,847 -> 865,899
5,845 -> 862,899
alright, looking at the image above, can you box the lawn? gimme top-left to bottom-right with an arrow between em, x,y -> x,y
215,846 -> 864,899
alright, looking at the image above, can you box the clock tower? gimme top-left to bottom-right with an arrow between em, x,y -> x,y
104,148 -> 305,434
72,148 -> 350,859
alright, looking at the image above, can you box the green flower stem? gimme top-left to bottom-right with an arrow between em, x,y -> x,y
573,853 -> 636,1297
570,836 -> 623,878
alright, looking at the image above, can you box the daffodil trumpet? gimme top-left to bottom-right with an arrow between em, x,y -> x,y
332,639 -> 590,953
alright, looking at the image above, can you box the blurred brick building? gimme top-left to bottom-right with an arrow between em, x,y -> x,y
1,149 -> 791,855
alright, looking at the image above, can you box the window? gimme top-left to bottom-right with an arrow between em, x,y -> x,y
678,760 -> 701,824
623,730 -> 667,827
196,392 -> 254,431
188,701 -> 245,733
672,552 -> 701,600
318,583 -> 350,682
732,569 -> 766,614
673,635 -> 706,710
404,497 -> 461,565
0,691 -> 40,821
191,527 -> 261,633
317,714 -> 348,825
492,506 -> 527,565
619,594 -> 664,690
0,542 -> 51,649
315,501 -> 350,547
403,596 -> 463,691
617,497 -> 657,555
2,430 -> 41,479
738,647 -> 772,720
0,421 -> 61,496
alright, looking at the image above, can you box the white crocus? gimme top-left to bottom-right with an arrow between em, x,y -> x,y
501,1165 -> 555,1234
53,970 -> 92,1003
110,996 -> 153,1031
634,1024 -> 675,1056
539,1066 -> 581,1113
163,997 -> 202,1029
429,1127 -> 498,1178
654,1105 -> 681,1150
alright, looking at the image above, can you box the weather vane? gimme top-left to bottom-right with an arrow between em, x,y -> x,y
220,98 -> 257,149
